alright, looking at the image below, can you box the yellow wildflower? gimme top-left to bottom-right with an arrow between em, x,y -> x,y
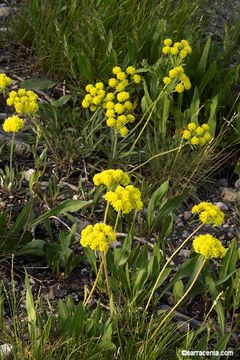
182,129 -> 191,140
104,185 -> 143,214
108,78 -> 118,88
112,66 -> 122,75
170,47 -> 178,55
163,77 -> 171,85
192,202 -> 224,226
0,74 -> 12,92
187,122 -> 197,131
114,103 -> 125,114
162,46 -> 171,55
163,38 -> 172,46
116,72 -> 126,81
93,169 -> 130,188
126,66 -> 136,75
133,74 -> 141,84
3,115 -> 24,133
175,83 -> 184,93
80,223 -> 116,252
190,136 -> 200,145
193,234 -> 226,259
119,126 -> 129,137
117,91 -> 130,102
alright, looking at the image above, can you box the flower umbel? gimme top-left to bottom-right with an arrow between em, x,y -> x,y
192,202 -> 224,226
80,223 -> 116,252
93,169 -> 130,189
193,234 -> 226,259
182,123 -> 212,146
0,74 -> 12,92
104,185 -> 143,214
7,89 -> 38,115
3,115 -> 24,133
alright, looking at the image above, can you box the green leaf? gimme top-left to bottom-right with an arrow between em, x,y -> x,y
147,180 -> 169,228
214,333 -> 231,359
206,94 -> 219,135
190,87 -> 200,124
29,200 -> 91,227
16,240 -> 46,256
173,280 -> 184,304
205,276 -> 225,334
21,78 -> 57,90
197,37 -> 211,77
51,95 -> 72,108
219,239 -> 238,280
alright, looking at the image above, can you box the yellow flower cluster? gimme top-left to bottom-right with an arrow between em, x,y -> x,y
7,89 -> 38,115
93,169 -> 130,188
82,82 -> 106,110
162,39 -> 192,59
82,66 -> 141,137
163,66 -> 191,93
104,185 -> 143,214
182,123 -> 212,145
0,73 -> 12,92
192,202 -> 224,226
80,223 -> 116,252
2,115 -> 24,133
193,234 -> 226,259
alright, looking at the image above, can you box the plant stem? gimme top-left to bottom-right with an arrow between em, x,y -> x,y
103,252 -> 114,315
114,211 -> 120,231
149,258 -> 206,341
145,223 -> 203,311
104,202 -> 110,224
9,132 -> 15,184
112,131 -> 118,160
129,144 -> 187,174
83,255 -> 105,307
130,90 -> 165,151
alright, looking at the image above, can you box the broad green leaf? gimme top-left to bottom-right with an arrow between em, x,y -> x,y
173,280 -> 184,303
207,94 -> 219,135
219,239 -> 238,280
197,37 -> 211,77
205,276 -> 225,334
51,95 -> 72,108
147,180 -> 169,228
16,240 -> 46,256
190,87 -> 200,124
21,78 -> 57,90
29,200 -> 91,227
25,271 -> 36,325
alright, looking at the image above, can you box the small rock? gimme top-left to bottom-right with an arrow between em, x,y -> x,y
24,169 -> 35,181
215,202 -> 229,211
0,344 -> 13,358
167,295 -> 174,305
179,249 -> 190,258
183,211 -> 192,221
0,7 -> 10,17
235,178 -> 240,189
222,187 -> 240,202
182,230 -> 190,238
